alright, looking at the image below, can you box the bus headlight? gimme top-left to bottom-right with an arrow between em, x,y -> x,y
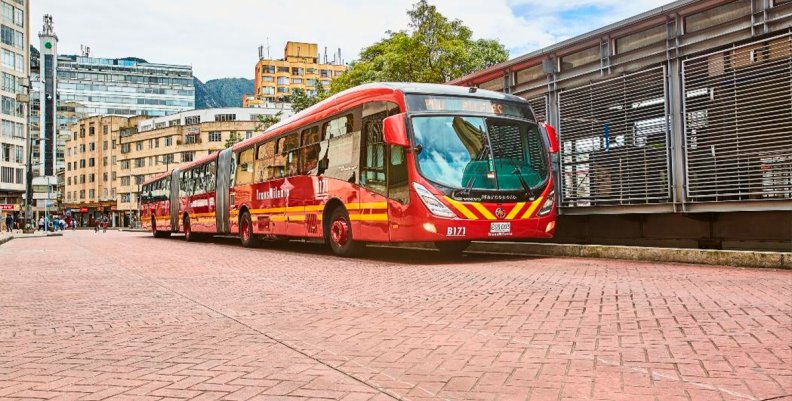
537,191 -> 555,216
413,183 -> 457,218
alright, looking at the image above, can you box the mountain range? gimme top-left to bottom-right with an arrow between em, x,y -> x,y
194,78 -> 254,108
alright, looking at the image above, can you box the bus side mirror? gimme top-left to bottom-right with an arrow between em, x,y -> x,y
383,113 -> 409,147
541,122 -> 559,153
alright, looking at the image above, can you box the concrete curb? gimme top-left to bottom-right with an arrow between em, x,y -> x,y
464,242 -> 791,269
380,241 -> 791,269
0,235 -> 11,246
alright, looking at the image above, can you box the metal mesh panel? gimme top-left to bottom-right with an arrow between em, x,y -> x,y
558,67 -> 670,207
683,34 -> 792,201
527,96 -> 547,122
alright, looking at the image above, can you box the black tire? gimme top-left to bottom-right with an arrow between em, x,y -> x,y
435,241 -> 470,256
327,207 -> 364,257
239,211 -> 258,248
183,216 -> 197,242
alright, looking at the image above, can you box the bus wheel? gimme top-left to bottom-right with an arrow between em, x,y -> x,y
435,241 -> 470,257
240,211 -> 258,248
328,207 -> 363,257
183,216 -> 196,242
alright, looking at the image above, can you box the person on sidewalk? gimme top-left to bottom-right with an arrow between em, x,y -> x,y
101,215 -> 109,233
38,217 -> 44,231
4,213 -> 12,233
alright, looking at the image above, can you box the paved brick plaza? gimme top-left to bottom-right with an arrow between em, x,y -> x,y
0,231 -> 790,401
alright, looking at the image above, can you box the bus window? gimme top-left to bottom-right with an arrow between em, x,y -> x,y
323,114 -> 353,139
280,133 -> 299,177
255,141 -> 275,182
204,161 -> 216,193
360,101 -> 399,194
235,148 -> 255,186
300,126 -> 321,175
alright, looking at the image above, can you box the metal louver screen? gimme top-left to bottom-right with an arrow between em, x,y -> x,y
558,67 -> 670,207
683,34 -> 792,201
527,96 -> 547,122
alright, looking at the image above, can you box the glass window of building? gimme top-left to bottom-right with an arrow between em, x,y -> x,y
685,1 -> 751,33
208,132 -> 221,142
616,24 -> 666,53
560,46 -> 600,70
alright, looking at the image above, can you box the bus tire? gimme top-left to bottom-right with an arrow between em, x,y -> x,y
183,215 -> 197,242
435,240 -> 470,256
239,211 -> 258,248
327,207 -> 363,257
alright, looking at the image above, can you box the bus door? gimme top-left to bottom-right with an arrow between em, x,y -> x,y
357,102 -> 400,240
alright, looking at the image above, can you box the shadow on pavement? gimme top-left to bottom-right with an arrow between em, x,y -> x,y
138,232 -> 533,265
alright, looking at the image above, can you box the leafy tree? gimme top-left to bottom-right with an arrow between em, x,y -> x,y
290,80 -> 330,113
224,131 -> 242,148
330,0 -> 508,94
224,111 -> 283,148
290,88 -> 314,113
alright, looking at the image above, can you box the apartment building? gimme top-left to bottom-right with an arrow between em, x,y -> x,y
243,41 -> 347,106
62,115 -> 129,227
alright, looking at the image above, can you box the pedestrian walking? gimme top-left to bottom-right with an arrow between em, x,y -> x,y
38,217 -> 44,231
4,213 -> 12,233
102,215 -> 109,233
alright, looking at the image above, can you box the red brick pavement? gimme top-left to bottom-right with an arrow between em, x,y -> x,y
0,231 -> 790,401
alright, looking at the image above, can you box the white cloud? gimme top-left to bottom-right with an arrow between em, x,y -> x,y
30,0 -> 670,80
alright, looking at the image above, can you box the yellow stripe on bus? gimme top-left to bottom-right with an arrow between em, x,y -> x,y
349,213 -> 388,221
347,202 -> 388,210
471,203 -> 496,220
443,197 -> 478,220
521,197 -> 544,219
505,202 -> 526,220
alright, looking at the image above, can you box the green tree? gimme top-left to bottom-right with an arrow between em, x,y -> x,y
330,0 -> 508,94
224,131 -> 242,148
290,80 -> 330,113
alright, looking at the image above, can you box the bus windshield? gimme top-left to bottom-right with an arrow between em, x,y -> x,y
411,116 -> 548,193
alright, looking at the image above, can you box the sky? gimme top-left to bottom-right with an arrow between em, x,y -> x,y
30,0 -> 672,81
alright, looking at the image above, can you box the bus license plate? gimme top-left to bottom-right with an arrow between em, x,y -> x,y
490,222 -> 511,236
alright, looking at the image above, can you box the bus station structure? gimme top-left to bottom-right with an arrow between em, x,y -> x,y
452,0 -> 792,251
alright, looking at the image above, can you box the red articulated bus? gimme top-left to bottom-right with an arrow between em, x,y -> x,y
140,83 -> 559,257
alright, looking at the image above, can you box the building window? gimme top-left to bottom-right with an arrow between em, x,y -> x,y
292,78 -> 303,84
514,64 -> 544,85
121,143 -> 130,153
277,87 -> 289,93
245,131 -> 253,139
615,24 -> 666,54
89,158 -> 95,167
277,66 -> 290,73
185,134 -> 199,144
560,46 -> 600,71
134,158 -> 145,168
184,115 -> 200,125
208,131 -> 222,142
120,160 -> 130,169
685,1 -> 751,34
262,76 -> 274,82
214,114 -> 236,122
135,142 -> 143,151
182,152 -> 195,162
277,76 -> 290,85
162,154 -> 175,164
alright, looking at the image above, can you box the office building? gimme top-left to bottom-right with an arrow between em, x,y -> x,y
0,0 -> 28,217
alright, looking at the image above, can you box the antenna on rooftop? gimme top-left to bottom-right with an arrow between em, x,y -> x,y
266,37 -> 270,59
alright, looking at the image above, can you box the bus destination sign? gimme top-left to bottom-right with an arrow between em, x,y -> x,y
407,95 -> 534,120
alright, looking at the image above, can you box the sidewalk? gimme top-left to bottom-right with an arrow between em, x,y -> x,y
0,230 -> 63,245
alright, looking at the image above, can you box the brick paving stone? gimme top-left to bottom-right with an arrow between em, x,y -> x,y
1,231 -> 791,400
